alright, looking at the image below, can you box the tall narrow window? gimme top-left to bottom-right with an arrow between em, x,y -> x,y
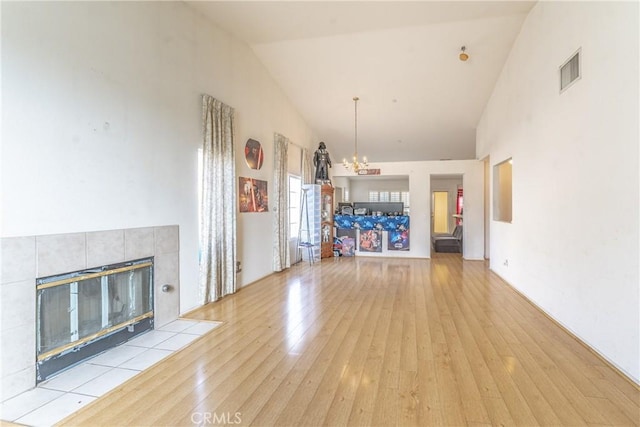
197,148 -> 203,253
493,159 -> 512,222
289,175 -> 302,240
401,191 -> 410,215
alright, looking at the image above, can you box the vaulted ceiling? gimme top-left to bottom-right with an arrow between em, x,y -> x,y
187,1 -> 535,163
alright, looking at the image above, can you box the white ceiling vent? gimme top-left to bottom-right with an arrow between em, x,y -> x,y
560,49 -> 581,93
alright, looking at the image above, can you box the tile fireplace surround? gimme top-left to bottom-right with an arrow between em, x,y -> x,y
0,226 -> 180,400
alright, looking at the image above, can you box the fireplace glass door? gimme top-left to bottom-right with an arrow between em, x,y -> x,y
36,258 -> 153,379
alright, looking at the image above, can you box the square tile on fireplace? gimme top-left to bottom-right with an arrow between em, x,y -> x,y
1,366 -> 36,402
39,363 -> 111,392
0,279 -> 36,330
0,236 -> 36,284
0,387 -> 63,422
1,323 -> 36,374
153,332 -> 201,351
72,367 -> 139,397
86,343 -> 147,368
125,329 -> 176,348
86,229 -> 125,268
15,392 -> 96,427
182,321 -> 223,336
118,348 -> 173,371
36,232 -> 86,277
154,225 -> 179,254
124,227 -> 155,260
158,319 -> 201,333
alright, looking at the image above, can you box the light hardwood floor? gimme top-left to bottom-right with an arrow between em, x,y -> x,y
61,255 -> 639,426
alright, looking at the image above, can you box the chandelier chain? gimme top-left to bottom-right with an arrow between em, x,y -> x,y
343,96 -> 368,172
354,96 -> 358,158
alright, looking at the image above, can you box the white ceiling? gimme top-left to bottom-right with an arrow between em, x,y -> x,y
186,1 -> 535,163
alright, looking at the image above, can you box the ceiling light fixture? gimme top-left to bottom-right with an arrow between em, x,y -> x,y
343,96 -> 368,173
459,46 -> 469,61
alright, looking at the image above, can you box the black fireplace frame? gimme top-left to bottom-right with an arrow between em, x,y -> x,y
35,257 -> 154,383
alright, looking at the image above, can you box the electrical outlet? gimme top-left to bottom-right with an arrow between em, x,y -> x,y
236,261 -> 242,273
504,259 -> 509,267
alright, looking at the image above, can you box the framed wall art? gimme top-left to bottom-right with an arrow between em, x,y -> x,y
239,177 -> 268,213
244,138 -> 264,170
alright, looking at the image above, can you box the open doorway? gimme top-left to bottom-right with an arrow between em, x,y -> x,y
430,174 -> 463,256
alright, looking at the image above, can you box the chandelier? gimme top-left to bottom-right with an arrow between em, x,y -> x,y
342,96 -> 368,172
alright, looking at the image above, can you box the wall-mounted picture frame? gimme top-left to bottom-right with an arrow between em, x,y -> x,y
239,177 -> 269,213
244,138 -> 264,170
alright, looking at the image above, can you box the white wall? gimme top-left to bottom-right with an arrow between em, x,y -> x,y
332,176 -> 350,202
477,1 -> 639,381
333,159 -> 484,260
0,2 -> 316,314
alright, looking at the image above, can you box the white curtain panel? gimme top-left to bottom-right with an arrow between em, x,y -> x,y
273,133 -> 290,272
200,95 -> 236,303
302,147 -> 314,185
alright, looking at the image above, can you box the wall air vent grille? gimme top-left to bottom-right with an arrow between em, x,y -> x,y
560,49 -> 581,92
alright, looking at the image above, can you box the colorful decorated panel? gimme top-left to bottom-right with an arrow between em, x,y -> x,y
334,214 -> 409,231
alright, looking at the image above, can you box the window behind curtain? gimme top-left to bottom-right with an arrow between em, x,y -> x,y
289,175 -> 302,239
401,191 -> 410,215
197,148 -> 203,260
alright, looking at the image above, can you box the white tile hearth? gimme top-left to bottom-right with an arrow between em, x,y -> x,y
182,321 -> 223,335
124,329 -> 177,348
72,367 -> 139,397
14,393 -> 97,427
157,318 -> 200,333
0,388 -> 63,422
117,348 -> 173,371
1,226 -> 183,400
87,343 -> 148,367
38,363 -> 112,392
1,319 -> 223,426
153,332 -> 201,351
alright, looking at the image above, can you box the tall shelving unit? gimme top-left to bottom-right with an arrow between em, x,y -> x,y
298,184 -> 321,263
320,184 -> 334,258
